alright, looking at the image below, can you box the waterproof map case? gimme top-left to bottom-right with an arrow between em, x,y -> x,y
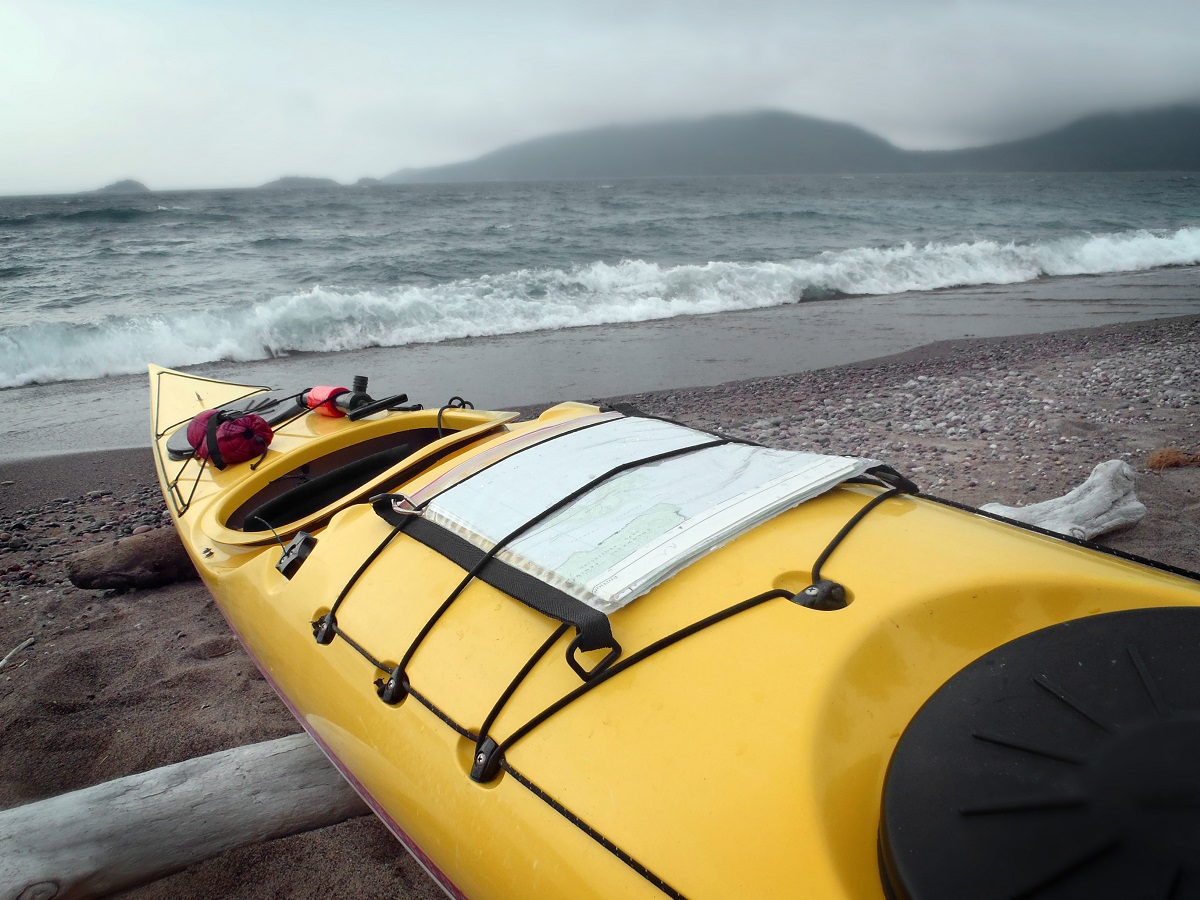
406,416 -> 877,612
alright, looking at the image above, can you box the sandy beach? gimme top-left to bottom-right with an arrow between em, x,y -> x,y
1,314 -> 1198,898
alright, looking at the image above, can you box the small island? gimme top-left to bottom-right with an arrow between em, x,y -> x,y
259,176 -> 342,190
95,179 -> 151,194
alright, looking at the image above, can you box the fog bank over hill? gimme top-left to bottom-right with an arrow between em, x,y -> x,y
385,108 -> 1200,183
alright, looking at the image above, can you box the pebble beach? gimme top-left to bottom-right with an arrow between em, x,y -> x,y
1,314 -> 1198,898
628,314 -> 1197,500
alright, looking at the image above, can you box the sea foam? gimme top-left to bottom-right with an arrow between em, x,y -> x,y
2,227 -> 1198,388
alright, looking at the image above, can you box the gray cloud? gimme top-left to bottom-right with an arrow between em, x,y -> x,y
2,0 -> 1198,194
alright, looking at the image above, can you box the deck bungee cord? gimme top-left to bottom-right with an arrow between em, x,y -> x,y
307,411 -> 653,655
302,441 -> 915,898
473,623 -> 571,759
321,430 -> 734,702
436,395 -> 473,438
471,468 -> 919,782
309,409 -> 763,681
156,385 -> 308,514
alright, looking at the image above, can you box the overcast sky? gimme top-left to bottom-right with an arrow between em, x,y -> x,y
2,0 -> 1199,195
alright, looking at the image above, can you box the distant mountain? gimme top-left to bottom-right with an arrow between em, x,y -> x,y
385,107 -> 1200,183
95,179 -> 150,193
260,176 -> 342,190
915,106 -> 1200,172
386,112 -> 905,183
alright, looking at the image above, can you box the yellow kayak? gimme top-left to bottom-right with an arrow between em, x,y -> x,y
150,364 -> 1200,899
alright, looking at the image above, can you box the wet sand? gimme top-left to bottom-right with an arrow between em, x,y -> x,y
1,315 -> 1198,898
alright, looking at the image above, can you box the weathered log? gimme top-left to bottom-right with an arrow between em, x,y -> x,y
0,734 -> 368,900
981,459 -> 1147,540
65,527 -> 198,590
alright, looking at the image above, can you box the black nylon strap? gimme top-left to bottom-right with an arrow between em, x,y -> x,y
205,410 -> 227,470
373,434 -> 729,661
384,513 -> 619,654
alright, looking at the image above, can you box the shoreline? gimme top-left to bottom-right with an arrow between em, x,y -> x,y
4,265 -> 1199,462
0,447 -> 155,518
3,309 -> 1199,473
1,313 -> 1198,898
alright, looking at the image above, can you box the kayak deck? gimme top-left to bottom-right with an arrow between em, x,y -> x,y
149,365 -> 1200,899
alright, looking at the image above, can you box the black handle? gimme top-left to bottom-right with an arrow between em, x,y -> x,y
347,393 -> 409,421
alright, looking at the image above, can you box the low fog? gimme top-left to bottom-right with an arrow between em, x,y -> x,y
2,0 -> 1199,194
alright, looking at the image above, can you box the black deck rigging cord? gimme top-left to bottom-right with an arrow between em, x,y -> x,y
436,396 -> 474,438
160,389 -> 312,515
472,480 -> 914,780
307,411 -> 632,660
167,454 -> 209,516
312,523 -> 406,646
275,403 -> 926,895
470,588 -> 793,781
372,436 -> 730,703
312,473 -> 914,897
811,488 -> 899,583
472,623 -> 571,757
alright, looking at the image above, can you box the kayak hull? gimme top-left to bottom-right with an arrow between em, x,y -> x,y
149,365 -> 1200,899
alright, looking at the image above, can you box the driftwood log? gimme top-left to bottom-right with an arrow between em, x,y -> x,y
65,527 -> 198,590
981,459 -> 1147,540
0,734 -> 368,900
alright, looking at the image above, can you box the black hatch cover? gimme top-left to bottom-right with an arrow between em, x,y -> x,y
880,606 -> 1200,900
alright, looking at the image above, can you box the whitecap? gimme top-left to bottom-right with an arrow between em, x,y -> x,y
3,226 -> 1197,389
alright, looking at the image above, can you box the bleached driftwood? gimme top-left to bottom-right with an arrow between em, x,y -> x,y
0,733 -> 368,900
981,459 -> 1146,540
0,637 -> 34,671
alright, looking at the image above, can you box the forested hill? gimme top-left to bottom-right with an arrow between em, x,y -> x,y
915,107 -> 1200,172
385,107 -> 1200,183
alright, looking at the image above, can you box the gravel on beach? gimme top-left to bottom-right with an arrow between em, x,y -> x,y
620,314 -> 1198,499
0,314 -> 1197,899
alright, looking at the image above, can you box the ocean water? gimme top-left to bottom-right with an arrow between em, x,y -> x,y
3,172 -> 1199,391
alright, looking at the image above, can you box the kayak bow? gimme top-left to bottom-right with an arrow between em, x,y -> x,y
150,365 -> 1200,899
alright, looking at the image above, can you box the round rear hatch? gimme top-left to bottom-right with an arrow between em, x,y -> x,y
880,606 -> 1200,900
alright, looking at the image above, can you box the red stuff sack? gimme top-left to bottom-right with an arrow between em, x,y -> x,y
186,409 -> 274,468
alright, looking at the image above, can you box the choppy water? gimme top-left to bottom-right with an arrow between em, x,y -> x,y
1,172 -> 1199,389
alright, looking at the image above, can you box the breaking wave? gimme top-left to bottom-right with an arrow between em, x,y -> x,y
3,226 -> 1198,388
